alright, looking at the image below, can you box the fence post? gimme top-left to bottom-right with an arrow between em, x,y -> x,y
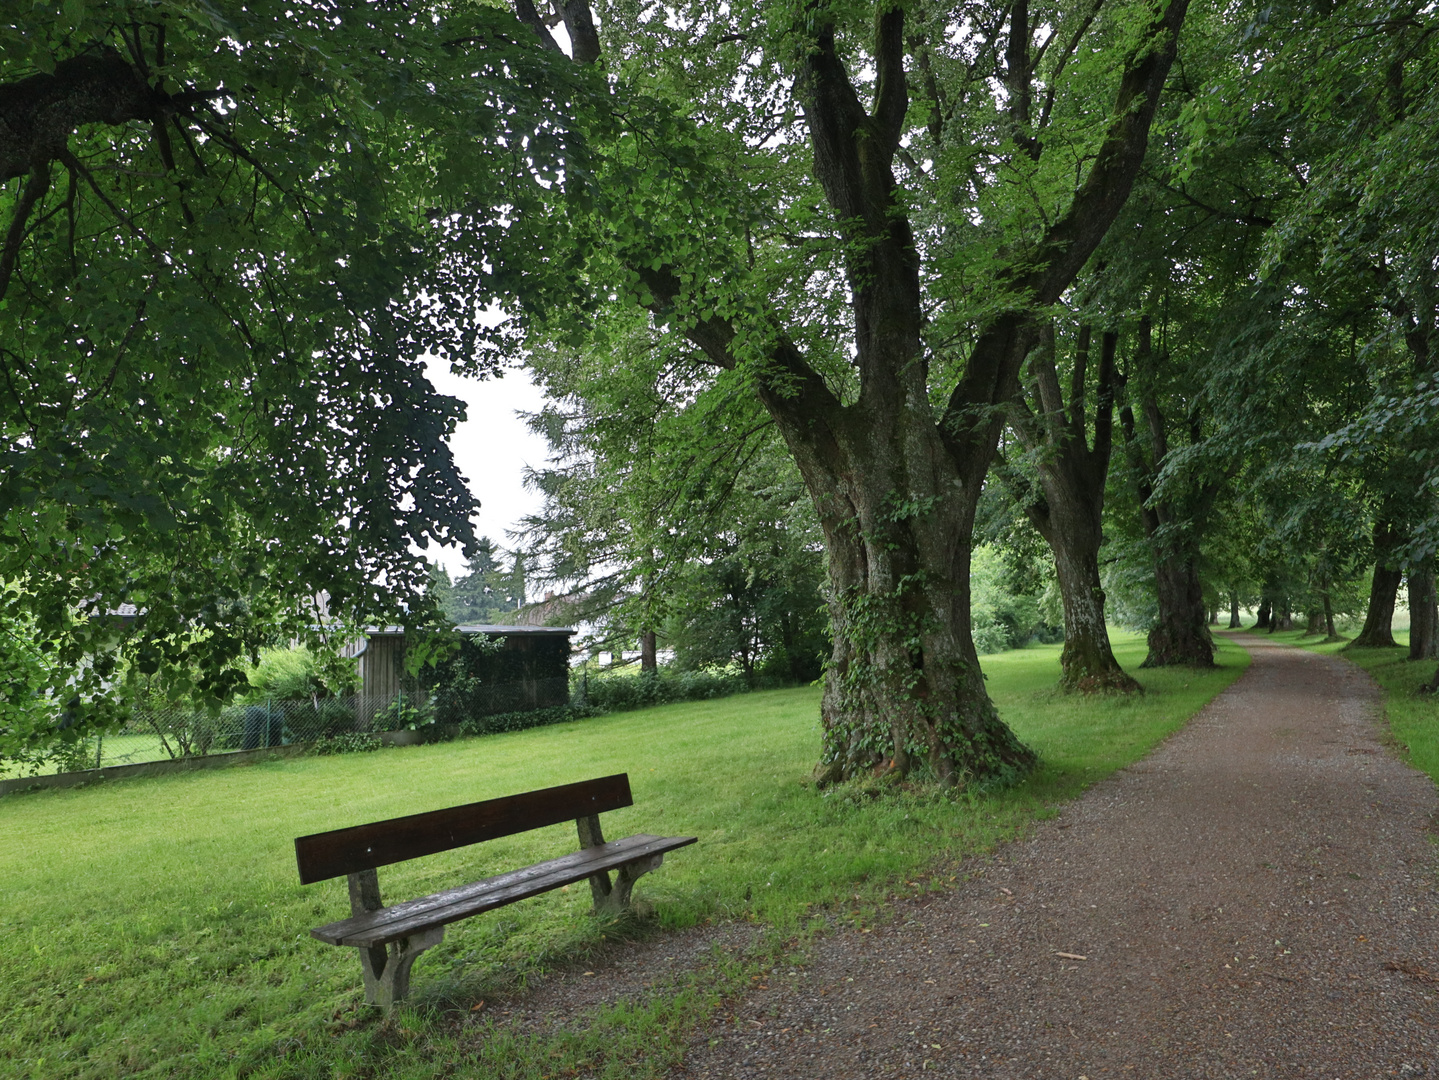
95,734 -> 103,770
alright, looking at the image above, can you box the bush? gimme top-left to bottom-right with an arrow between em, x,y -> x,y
374,694 -> 435,732
246,647 -> 324,701
456,703 -> 601,739
309,732 -> 382,755
571,665 -> 750,712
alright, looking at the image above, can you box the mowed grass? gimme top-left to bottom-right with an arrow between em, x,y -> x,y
1256,626 -> 1439,786
0,631 -> 1247,1080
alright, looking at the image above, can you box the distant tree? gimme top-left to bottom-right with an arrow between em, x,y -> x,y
444,540 -> 518,625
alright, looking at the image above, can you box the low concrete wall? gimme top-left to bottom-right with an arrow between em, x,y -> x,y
0,744 -> 306,797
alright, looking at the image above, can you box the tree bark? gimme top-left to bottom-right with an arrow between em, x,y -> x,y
639,630 -> 657,675
1228,591 -> 1242,629
1119,319 -> 1216,668
1254,597 -> 1272,630
1408,562 -> 1438,661
1352,522 -> 1403,647
1011,326 -> 1138,692
1144,554 -> 1214,667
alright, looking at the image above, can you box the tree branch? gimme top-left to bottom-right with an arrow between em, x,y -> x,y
512,0 -> 564,53
1092,329 -> 1118,466
873,5 -> 908,154
1037,0 -> 1106,131
0,164 -> 51,304
0,49 -> 161,184
1068,323 -> 1091,438
558,0 -> 602,64
1024,0 -> 1191,304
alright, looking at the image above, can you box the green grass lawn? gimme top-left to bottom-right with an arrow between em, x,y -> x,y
0,631 -> 1247,1080
1245,625 -> 1439,787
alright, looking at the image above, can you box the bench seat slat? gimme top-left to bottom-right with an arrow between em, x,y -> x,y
311,833 -> 697,947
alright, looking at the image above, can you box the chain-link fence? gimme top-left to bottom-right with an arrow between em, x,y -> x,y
5,677 -> 576,779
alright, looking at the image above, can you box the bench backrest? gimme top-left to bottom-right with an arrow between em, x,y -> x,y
294,773 -> 633,884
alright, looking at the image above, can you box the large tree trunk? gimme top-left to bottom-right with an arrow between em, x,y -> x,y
639,630 -> 657,675
1012,327 -> 1138,693
1228,591 -> 1242,628
1353,522 -> 1403,647
1254,597 -> 1272,630
1143,553 -> 1214,667
802,426 -> 1038,787
1050,512 -> 1139,692
512,0 -> 1190,787
1408,562 -> 1438,661
1354,564 -> 1403,646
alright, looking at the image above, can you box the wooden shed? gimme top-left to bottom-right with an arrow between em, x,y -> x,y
343,625 -> 575,727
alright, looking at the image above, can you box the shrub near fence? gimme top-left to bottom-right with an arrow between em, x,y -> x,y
570,665 -> 756,712
4,664 -> 778,781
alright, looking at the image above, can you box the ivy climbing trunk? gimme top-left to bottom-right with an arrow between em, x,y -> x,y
776,396 -> 1036,787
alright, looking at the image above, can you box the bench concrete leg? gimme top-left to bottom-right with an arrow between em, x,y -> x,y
596,853 -> 664,917
358,926 -> 444,1013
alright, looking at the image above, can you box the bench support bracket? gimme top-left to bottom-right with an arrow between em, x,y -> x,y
358,926 -> 445,1013
597,853 -> 664,916
348,867 -> 444,1013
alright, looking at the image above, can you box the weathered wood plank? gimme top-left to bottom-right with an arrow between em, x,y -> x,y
310,834 -> 697,946
294,774 -> 634,884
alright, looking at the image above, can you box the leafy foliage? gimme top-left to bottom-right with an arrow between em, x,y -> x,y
0,0 -> 595,746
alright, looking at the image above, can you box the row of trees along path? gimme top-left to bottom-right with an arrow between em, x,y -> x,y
9,2 -> 1439,782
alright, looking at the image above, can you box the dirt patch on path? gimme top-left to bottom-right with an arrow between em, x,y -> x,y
675,635 -> 1439,1079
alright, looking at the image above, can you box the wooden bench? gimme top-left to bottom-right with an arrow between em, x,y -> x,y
294,773 -> 696,1011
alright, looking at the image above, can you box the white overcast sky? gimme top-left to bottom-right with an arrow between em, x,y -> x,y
424,358 -> 552,578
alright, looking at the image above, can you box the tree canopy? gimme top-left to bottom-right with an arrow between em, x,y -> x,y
8,0 -> 1439,771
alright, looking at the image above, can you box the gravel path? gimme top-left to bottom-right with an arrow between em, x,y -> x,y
674,635 -> 1439,1079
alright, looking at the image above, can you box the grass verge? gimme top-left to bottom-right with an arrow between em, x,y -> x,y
0,630 -> 1247,1080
